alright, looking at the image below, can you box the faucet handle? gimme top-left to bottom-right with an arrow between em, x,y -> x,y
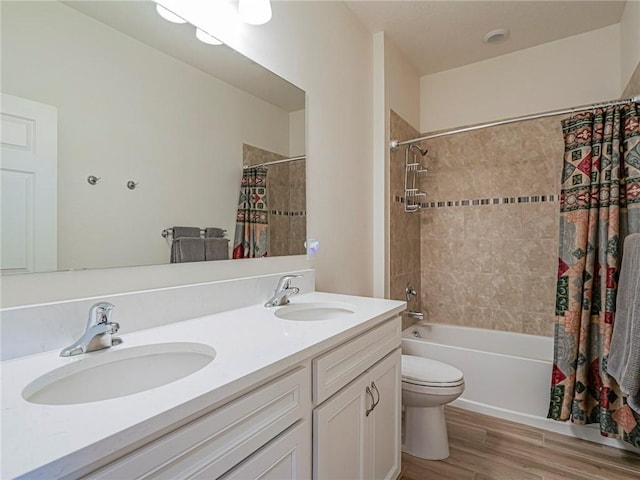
87,302 -> 115,327
277,274 -> 302,290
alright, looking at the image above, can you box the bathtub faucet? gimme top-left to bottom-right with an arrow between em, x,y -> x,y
405,311 -> 424,321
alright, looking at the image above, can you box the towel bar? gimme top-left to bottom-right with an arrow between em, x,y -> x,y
161,228 -> 227,239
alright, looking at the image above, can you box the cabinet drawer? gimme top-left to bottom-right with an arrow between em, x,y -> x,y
215,420 -> 311,480
313,317 -> 400,405
85,366 -> 310,480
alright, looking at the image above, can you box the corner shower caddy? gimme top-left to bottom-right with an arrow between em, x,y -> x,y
403,143 -> 428,212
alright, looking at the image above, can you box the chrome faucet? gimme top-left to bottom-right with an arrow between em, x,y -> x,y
60,302 -> 122,357
265,275 -> 301,307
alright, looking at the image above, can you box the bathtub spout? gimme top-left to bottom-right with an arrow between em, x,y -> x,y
405,311 -> 424,321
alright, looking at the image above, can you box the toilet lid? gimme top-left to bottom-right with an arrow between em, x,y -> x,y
401,355 -> 464,386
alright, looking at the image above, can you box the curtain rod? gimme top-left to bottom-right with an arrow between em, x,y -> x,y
390,94 -> 640,149
243,155 -> 306,169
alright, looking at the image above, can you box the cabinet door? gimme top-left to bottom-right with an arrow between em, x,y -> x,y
368,349 -> 401,480
213,421 -> 310,480
313,373 -> 372,480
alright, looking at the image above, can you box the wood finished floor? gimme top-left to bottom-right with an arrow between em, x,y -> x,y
399,406 -> 640,480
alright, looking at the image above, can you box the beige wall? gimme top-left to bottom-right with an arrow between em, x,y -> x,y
623,62 -> 640,99
620,0 -> 640,93
289,109 -> 306,157
420,25 -> 621,133
2,1 -> 292,271
1,1 -> 373,307
371,33 -> 421,297
385,38 -> 421,132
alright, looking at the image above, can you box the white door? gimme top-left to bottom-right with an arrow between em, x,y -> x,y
1,93 -> 57,273
313,373 -> 371,480
369,349 -> 402,480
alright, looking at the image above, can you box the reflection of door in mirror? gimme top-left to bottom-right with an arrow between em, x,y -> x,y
1,93 -> 58,274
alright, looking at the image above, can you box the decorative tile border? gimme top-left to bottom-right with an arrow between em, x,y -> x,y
269,210 -> 307,216
393,194 -> 556,208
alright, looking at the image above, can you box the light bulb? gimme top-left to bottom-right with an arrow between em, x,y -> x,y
195,28 -> 223,45
238,0 -> 272,25
155,4 -> 187,24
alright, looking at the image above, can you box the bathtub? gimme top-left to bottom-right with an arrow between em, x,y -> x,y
402,322 -> 638,452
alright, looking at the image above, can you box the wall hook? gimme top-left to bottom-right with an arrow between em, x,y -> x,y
87,175 -> 101,185
126,180 -> 139,190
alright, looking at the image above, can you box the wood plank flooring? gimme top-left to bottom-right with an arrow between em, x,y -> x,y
400,406 -> 640,480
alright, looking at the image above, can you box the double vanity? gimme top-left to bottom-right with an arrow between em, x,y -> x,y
1,286 -> 405,479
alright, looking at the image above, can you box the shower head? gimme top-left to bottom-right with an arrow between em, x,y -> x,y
409,144 -> 428,156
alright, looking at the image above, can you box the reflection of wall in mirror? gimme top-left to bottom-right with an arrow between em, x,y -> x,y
1,1 -> 300,272
242,144 -> 306,257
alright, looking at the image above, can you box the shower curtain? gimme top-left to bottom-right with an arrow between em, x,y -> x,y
549,102 -> 640,447
232,167 -> 269,259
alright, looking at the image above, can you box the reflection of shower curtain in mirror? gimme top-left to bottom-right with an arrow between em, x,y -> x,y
233,167 -> 269,258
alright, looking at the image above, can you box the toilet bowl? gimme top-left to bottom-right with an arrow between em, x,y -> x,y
401,354 -> 464,460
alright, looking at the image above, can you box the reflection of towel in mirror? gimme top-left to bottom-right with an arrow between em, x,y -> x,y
205,238 -> 229,261
608,233 -> 640,413
205,227 -> 226,238
172,226 -> 201,238
170,226 -> 202,263
173,238 -> 205,263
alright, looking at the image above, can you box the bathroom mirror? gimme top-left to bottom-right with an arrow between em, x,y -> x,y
0,0 -> 306,274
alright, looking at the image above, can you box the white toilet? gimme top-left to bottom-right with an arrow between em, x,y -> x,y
401,354 -> 465,460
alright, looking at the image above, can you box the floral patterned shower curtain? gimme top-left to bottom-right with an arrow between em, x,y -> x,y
549,102 -> 640,447
232,167 -> 269,259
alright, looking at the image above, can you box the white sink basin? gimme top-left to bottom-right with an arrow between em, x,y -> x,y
23,342 -> 216,405
275,302 -> 355,321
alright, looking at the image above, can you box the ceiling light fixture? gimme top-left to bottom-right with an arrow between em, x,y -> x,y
155,4 -> 187,24
483,28 -> 510,44
238,0 -> 272,26
195,28 -> 223,46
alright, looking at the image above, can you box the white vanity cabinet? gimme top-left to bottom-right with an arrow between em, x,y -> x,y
2,291 -> 407,480
83,367 -> 311,480
312,317 -> 402,480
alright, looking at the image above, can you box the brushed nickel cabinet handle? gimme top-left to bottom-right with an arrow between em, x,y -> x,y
365,386 -> 375,417
371,381 -> 380,411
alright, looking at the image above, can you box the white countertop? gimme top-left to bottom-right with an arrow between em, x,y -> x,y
1,292 -> 405,479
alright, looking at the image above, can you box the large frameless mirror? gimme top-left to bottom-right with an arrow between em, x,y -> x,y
1,0 -> 306,274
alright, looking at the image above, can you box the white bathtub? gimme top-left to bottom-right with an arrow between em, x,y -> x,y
402,323 -> 638,452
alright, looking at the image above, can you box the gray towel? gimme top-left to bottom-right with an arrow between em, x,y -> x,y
608,233 -> 640,413
172,226 -> 201,238
170,227 -> 202,263
172,238 -> 205,263
205,238 -> 229,261
205,227 -> 226,238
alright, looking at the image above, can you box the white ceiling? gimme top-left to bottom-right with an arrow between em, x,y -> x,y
345,0 -> 626,75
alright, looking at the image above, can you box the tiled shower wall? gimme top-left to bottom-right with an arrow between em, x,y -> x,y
391,110 -> 564,336
390,62 -> 640,337
243,144 -> 306,257
390,111 -> 421,326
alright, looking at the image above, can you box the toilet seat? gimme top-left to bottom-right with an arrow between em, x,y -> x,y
401,355 -> 464,387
